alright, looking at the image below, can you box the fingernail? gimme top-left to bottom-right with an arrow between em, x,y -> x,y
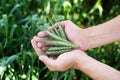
39,56 -> 43,61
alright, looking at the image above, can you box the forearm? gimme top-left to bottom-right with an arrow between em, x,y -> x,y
74,54 -> 120,80
84,15 -> 120,49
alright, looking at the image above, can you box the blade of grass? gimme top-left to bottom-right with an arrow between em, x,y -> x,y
52,71 -> 59,80
2,14 -> 8,48
9,4 -> 20,16
10,24 -> 17,40
2,14 -> 8,36
0,42 -> 4,57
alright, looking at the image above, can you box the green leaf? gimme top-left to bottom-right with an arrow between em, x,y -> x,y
9,4 -> 21,16
9,24 -> 17,40
52,71 -> 59,80
0,42 -> 4,58
2,14 -> 8,35
5,55 -> 19,66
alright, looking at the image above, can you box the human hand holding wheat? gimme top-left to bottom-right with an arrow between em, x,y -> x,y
31,20 -> 88,70
36,20 -> 88,52
31,17 -> 120,80
39,50 -> 87,71
31,34 -> 87,71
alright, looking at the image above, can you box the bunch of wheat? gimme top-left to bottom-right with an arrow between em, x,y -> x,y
40,25 -> 79,56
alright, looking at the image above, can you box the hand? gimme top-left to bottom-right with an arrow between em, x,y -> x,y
31,20 -> 89,71
31,19 -> 120,80
31,20 -> 88,56
39,50 -> 87,71
31,35 -> 120,80
31,35 -> 87,71
37,20 -> 88,51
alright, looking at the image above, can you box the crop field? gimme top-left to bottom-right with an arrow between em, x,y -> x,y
0,0 -> 120,80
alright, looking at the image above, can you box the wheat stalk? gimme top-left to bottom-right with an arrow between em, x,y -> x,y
45,49 -> 71,55
40,25 -> 79,56
46,47 -> 73,51
45,30 -> 67,42
41,39 -> 77,47
58,25 -> 67,39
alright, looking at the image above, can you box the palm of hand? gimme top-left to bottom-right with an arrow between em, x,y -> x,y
31,20 -> 87,71
39,50 -> 82,71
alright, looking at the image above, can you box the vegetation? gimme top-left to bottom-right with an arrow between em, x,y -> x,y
0,0 -> 120,80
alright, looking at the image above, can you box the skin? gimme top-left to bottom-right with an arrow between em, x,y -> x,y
31,15 -> 120,80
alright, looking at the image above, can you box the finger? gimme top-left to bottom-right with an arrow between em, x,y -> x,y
37,31 -> 47,37
34,36 -> 48,43
37,43 -> 48,50
39,55 -> 57,68
37,42 -> 45,48
31,38 -> 43,56
41,47 -> 48,50
52,20 -> 69,28
48,21 -> 65,30
58,20 -> 72,27
39,55 -> 56,71
39,54 -> 69,71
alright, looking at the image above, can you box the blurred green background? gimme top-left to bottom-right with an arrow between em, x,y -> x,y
0,0 -> 120,80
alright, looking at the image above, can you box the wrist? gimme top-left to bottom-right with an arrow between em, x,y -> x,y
81,28 -> 94,50
72,50 -> 89,70
83,25 -> 103,49
75,29 -> 91,51
72,51 -> 102,79
83,17 -> 120,49
73,50 -> 120,80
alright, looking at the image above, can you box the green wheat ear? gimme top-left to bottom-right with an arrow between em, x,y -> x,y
45,49 -> 71,55
41,40 -> 78,48
58,25 -> 67,39
41,25 -> 79,56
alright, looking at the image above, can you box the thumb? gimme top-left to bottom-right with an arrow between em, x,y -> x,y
39,55 -> 56,67
39,55 -> 46,61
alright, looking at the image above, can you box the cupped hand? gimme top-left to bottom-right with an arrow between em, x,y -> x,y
31,20 -> 89,71
39,50 -> 86,71
31,34 -> 87,71
37,20 -> 88,51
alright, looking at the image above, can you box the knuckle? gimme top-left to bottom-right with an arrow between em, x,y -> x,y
66,20 -> 71,23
